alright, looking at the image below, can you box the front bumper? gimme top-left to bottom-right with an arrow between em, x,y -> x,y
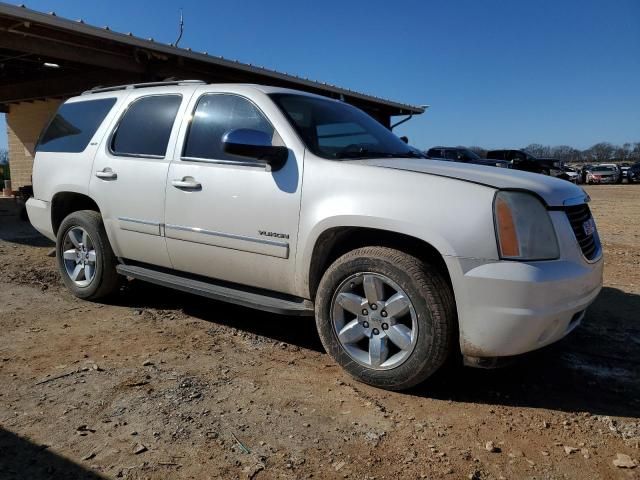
26,198 -> 55,241
446,211 -> 603,358
590,176 -> 616,184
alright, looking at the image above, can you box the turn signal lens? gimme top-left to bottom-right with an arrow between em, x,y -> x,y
495,196 -> 520,257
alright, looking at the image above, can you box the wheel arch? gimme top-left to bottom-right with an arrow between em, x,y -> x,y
307,226 -> 453,302
51,191 -> 101,236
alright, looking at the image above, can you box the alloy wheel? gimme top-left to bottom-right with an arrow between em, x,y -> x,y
62,226 -> 97,287
331,273 -> 418,370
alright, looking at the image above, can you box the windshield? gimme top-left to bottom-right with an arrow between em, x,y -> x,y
592,166 -> 615,172
270,93 -> 423,160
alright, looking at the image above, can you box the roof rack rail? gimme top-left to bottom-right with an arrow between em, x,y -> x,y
82,80 -> 206,95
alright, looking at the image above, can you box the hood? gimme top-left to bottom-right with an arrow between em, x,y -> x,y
352,158 -> 587,207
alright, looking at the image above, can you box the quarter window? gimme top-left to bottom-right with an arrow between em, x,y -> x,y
37,98 -> 117,153
111,95 -> 182,157
183,94 -> 276,161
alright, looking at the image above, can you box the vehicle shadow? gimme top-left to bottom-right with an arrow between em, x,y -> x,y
0,427 -> 106,480
115,279 -> 324,353
116,280 -> 639,418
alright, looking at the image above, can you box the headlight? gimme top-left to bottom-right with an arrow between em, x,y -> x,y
493,191 -> 560,260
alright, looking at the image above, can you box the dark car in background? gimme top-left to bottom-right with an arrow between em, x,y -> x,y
619,163 -> 631,182
628,162 -> 640,184
426,147 -> 511,168
486,149 -> 565,177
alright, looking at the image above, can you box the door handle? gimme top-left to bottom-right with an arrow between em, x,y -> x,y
171,177 -> 202,190
95,168 -> 117,180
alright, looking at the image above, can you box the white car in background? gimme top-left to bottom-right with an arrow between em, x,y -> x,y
27,81 -> 603,390
561,166 -> 580,184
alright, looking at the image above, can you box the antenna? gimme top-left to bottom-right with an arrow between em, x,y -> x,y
174,9 -> 184,47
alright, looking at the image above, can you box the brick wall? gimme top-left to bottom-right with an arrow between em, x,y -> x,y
6,99 -> 63,190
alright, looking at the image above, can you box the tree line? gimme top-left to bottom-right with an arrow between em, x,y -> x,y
467,142 -> 640,164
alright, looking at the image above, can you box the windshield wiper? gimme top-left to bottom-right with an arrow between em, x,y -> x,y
336,148 -> 425,160
335,148 -> 390,159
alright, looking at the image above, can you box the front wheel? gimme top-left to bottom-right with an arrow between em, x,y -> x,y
315,247 -> 456,390
56,210 -> 120,300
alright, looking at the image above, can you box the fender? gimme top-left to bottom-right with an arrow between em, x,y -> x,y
293,158 -> 500,298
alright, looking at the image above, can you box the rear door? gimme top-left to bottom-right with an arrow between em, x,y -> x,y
90,88 -> 194,267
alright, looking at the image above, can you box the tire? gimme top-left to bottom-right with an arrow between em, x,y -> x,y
315,246 -> 456,390
56,210 -> 120,300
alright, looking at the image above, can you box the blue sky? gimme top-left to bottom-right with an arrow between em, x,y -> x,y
1,0 -> 639,152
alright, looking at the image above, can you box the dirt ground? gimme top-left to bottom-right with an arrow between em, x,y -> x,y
0,185 -> 638,480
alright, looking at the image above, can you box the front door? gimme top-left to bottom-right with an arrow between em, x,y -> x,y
163,91 -> 303,294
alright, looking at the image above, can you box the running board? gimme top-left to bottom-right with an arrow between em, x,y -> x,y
116,264 -> 314,316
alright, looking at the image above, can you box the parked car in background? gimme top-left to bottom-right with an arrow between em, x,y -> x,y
598,163 -> 623,184
561,166 -> 580,184
627,162 -> 640,184
619,163 -> 630,182
426,147 -> 511,168
586,165 -> 619,184
486,150 -> 564,177
580,165 -> 593,184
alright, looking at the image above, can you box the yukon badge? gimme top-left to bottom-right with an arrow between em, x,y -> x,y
259,230 -> 290,240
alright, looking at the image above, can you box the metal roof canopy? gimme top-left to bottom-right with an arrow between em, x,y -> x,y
0,2 -> 424,125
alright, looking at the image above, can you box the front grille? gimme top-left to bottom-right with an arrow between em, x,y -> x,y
565,204 -> 599,260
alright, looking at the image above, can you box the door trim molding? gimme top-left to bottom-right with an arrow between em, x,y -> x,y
118,216 -> 162,236
165,224 -> 289,259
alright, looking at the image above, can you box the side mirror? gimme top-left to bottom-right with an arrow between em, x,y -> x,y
222,129 -> 288,170
399,136 -> 409,144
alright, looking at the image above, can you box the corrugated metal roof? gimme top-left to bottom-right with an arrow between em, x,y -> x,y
0,2 -> 425,115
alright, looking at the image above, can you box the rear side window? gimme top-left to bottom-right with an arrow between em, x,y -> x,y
183,94 -> 275,161
111,95 -> 182,157
37,98 -> 116,153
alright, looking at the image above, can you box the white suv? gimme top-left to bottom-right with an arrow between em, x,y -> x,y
27,81 -> 603,390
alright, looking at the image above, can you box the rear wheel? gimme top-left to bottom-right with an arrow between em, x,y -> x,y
56,210 -> 119,300
315,247 -> 456,390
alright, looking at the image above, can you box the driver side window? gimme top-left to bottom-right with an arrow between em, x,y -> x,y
182,94 -> 280,162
